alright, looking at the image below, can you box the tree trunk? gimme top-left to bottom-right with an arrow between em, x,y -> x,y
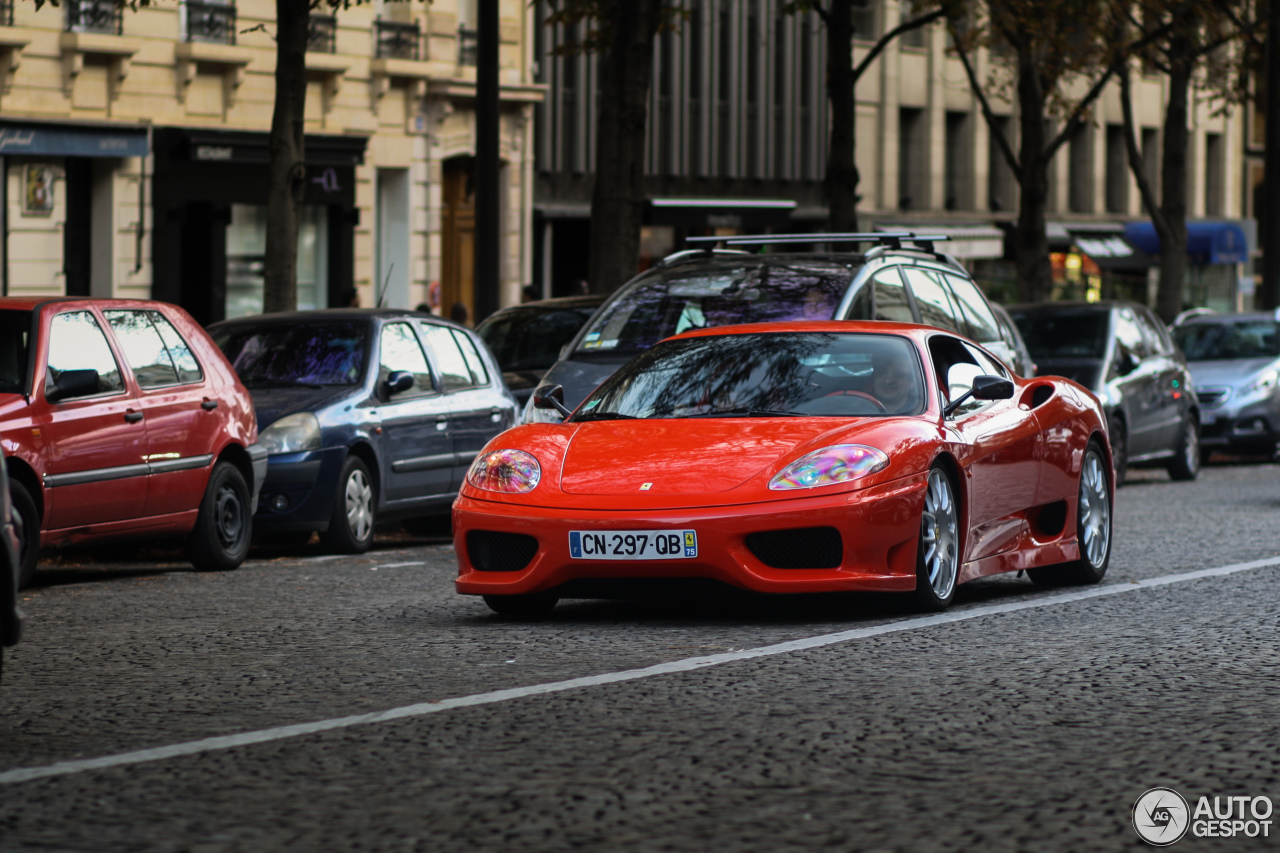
826,0 -> 859,235
587,0 -> 664,296
1014,51 -> 1053,303
1153,60 -> 1193,323
263,0 -> 310,314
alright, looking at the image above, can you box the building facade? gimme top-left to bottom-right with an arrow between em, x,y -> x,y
0,0 -> 543,325
532,0 -> 1251,311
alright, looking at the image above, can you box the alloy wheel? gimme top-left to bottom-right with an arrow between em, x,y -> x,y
344,468 -> 374,542
921,468 -> 959,600
1078,450 -> 1111,568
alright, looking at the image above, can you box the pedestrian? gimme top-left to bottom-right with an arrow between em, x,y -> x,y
521,283 -> 540,303
450,302 -> 469,326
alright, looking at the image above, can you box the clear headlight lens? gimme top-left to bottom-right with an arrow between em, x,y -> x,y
769,444 -> 889,491
259,412 -> 322,455
1249,369 -> 1278,395
467,449 -> 542,493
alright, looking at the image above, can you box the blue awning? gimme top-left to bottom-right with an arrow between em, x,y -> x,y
0,121 -> 149,159
1124,221 -> 1249,265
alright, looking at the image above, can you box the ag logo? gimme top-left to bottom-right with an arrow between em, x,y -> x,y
1133,787 -> 1190,846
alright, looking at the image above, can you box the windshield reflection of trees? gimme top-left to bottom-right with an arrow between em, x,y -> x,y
584,333 -> 919,419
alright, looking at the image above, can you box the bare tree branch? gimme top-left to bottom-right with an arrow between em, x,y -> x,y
852,8 -> 944,82
1118,64 -> 1166,234
949,36 -> 1021,175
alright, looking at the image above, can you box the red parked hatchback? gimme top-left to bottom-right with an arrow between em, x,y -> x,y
0,298 -> 266,587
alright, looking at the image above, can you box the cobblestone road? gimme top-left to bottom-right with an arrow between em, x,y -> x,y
1,460 -> 1278,852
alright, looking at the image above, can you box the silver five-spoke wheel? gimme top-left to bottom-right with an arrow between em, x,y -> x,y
916,466 -> 959,608
1078,448 -> 1110,568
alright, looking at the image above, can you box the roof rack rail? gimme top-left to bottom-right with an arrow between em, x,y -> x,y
685,231 -> 953,252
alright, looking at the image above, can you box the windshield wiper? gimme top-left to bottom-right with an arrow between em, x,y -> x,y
573,411 -> 638,422
687,407 -> 804,418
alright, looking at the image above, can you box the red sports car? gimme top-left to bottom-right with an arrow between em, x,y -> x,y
454,321 -> 1114,615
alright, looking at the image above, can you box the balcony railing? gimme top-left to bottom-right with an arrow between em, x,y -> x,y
307,14 -> 337,54
458,27 -> 478,66
186,1 -> 236,44
374,19 -> 419,60
0,0 -> 13,27
67,0 -> 123,34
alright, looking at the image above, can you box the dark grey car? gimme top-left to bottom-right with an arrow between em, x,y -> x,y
1010,301 -> 1200,483
475,295 -> 605,407
524,237 -> 1027,423
209,310 -> 519,552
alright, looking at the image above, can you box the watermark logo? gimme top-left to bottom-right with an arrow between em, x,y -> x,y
1133,788 -> 1274,845
1133,787 -> 1190,846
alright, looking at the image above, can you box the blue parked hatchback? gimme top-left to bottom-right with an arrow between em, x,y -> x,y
209,310 -> 518,552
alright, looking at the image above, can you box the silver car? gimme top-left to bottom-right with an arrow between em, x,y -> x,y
1171,312 -> 1280,458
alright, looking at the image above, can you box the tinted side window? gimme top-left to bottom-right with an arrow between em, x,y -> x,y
379,323 -> 435,397
420,324 -> 474,391
944,273 -> 1001,344
872,268 -> 914,323
452,330 -> 491,386
45,312 -> 125,399
843,280 -> 873,320
149,312 -> 203,382
903,268 -> 962,334
104,310 -> 180,389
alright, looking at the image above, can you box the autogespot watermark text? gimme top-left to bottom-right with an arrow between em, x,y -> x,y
1132,787 -> 1275,846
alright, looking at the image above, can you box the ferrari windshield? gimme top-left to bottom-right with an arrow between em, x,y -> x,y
575,332 -> 925,420
213,321 -> 369,386
574,259 -> 855,356
1173,321 -> 1280,361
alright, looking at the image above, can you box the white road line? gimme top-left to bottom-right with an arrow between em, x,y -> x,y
372,562 -> 427,569
3,556 -> 1278,786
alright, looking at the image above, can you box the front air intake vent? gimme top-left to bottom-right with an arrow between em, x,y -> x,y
467,530 -> 539,572
745,527 -> 843,569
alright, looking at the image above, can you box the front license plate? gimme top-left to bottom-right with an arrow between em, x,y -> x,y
569,529 -> 698,560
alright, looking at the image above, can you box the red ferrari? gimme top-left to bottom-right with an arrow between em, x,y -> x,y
454,321 -> 1114,615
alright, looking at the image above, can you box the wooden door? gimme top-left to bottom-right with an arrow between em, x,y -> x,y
441,158 -> 476,325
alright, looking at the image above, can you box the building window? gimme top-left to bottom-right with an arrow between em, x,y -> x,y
375,19 -> 420,60
226,204 -> 329,319
0,0 -> 13,27
988,116 -> 1015,212
185,0 -> 236,44
457,0 -> 477,65
900,3 -> 927,49
851,0 -> 877,41
1105,124 -> 1128,214
307,13 -> 337,53
1068,123 -> 1092,213
1205,132 -> 1224,216
1141,128 -> 1160,212
899,107 -> 925,210
67,0 -> 123,34
944,111 -> 969,210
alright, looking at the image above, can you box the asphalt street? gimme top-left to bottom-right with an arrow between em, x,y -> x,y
1,459 -> 1279,852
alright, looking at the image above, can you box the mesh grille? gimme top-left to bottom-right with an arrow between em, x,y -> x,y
745,527 -> 843,569
467,530 -> 539,572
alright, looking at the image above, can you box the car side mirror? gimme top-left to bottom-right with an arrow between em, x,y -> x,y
46,368 -> 99,403
1116,351 -> 1138,376
384,370 -> 414,395
533,383 -> 573,419
971,375 -> 1014,401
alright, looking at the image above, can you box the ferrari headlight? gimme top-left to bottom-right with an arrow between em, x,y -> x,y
1249,369 -> 1278,395
467,449 -> 542,493
769,444 -> 889,491
259,412 -> 322,455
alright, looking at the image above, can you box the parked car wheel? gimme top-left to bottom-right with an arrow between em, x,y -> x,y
1166,415 -> 1201,481
9,481 -> 40,589
1108,415 -> 1128,486
1029,442 -> 1112,586
186,462 -> 252,572
482,592 -> 559,617
322,455 -> 375,554
912,466 -> 959,612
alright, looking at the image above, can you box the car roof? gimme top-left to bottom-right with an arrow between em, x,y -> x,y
1007,300 -> 1138,314
481,295 -> 606,318
1178,311 -> 1279,325
666,319 -> 945,342
0,296 -> 181,311
209,307 -> 470,330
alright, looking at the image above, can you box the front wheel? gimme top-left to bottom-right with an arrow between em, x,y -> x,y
912,466 -> 960,612
1166,415 -> 1200,481
10,480 -> 40,588
1028,442 -> 1112,587
483,592 -> 559,617
186,462 -> 252,572
321,455 -> 375,554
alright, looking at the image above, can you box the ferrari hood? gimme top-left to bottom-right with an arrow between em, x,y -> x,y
559,419 -> 848,495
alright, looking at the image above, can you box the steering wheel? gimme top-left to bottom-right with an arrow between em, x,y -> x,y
824,389 -> 888,413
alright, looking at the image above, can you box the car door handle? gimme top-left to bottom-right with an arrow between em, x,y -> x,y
436,416 -> 448,431
201,398 -> 219,410
490,407 -> 503,423
124,410 -> 144,423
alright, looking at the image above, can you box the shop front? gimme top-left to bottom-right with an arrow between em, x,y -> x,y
1124,220 -> 1253,313
150,127 -> 366,326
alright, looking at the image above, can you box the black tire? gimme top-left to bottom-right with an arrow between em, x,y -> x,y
1028,442 -> 1112,587
10,481 -> 40,589
912,465 -> 960,612
1108,415 -> 1128,486
482,592 -> 559,617
321,455 -> 375,554
186,462 -> 252,572
1166,415 -> 1200,481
